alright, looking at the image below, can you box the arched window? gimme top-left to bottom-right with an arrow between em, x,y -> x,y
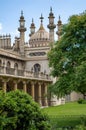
14,63 -> 18,75
6,61 -> 11,74
14,63 -> 18,70
7,61 -> 11,68
34,63 -> 41,73
0,59 -> 2,67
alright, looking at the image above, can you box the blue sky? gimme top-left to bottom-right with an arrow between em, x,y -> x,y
0,0 -> 86,43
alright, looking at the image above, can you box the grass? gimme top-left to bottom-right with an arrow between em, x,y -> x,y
42,102 -> 86,129
42,102 -> 86,116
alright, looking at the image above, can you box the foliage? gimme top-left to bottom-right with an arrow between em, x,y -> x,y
78,98 -> 84,104
75,61 -> 86,98
0,90 -> 51,130
75,116 -> 86,130
48,11 -> 86,97
78,98 -> 86,104
75,125 -> 86,130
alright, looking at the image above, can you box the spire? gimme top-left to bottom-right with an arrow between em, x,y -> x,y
29,18 -> 35,37
21,10 -> 23,16
18,11 -> 26,29
50,7 -> 52,13
18,11 -> 26,56
31,18 -> 35,26
58,15 -> 62,25
20,10 -> 24,19
47,7 -> 56,43
56,15 -> 62,40
49,7 -> 54,17
39,14 -> 44,30
59,15 -> 60,20
32,18 -> 34,23
40,14 -> 44,25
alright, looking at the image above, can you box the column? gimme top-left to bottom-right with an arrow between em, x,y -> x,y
38,82 -> 42,106
44,83 -> 48,106
23,81 -> 27,93
31,82 -> 35,100
14,69 -> 17,76
2,81 -> 7,93
3,64 -> 6,74
14,81 -> 17,91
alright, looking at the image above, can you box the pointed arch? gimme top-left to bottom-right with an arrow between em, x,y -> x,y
34,63 -> 41,73
0,59 -> 2,67
14,63 -> 18,69
7,61 -> 11,68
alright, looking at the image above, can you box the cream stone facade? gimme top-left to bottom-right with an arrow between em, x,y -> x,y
0,8 -> 81,107
0,9 -> 58,107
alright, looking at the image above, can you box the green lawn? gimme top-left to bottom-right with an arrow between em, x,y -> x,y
42,102 -> 86,129
42,102 -> 86,116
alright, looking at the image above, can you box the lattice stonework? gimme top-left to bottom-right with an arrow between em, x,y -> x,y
29,52 -> 46,56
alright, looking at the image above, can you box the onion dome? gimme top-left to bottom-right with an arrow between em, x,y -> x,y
20,10 -> 24,20
30,24 -> 49,40
29,14 -> 50,48
49,7 -> 54,17
29,18 -> 35,37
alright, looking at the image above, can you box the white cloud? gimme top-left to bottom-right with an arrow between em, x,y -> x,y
0,23 -> 2,31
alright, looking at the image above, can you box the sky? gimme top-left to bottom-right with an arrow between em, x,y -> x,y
0,0 -> 86,43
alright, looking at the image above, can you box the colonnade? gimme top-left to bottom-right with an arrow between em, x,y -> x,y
1,78 -> 49,106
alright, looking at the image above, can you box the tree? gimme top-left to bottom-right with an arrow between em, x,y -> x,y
48,11 -> 86,97
75,61 -> 86,99
0,90 -> 51,130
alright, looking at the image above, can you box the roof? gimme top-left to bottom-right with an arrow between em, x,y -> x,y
30,24 -> 49,40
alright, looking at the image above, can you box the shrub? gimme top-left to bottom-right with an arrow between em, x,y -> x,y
0,90 -> 51,130
78,98 -> 83,104
78,99 -> 86,104
82,100 -> 86,104
75,116 -> 86,130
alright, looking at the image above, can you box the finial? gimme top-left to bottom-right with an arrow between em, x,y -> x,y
50,7 -> 52,12
40,14 -> 44,25
59,15 -> 61,20
21,10 -> 23,16
30,18 -> 35,29
58,15 -> 62,24
32,18 -> 34,23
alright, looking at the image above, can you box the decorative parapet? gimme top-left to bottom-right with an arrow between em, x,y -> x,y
0,66 -> 52,82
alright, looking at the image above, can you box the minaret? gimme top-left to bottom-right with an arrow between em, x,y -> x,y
56,16 -> 62,41
47,7 -> 56,44
29,18 -> 35,37
18,11 -> 26,56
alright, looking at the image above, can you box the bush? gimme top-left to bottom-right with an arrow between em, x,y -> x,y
78,99 -> 86,104
78,98 -> 84,104
75,116 -> 86,130
82,100 -> 86,104
0,90 -> 51,130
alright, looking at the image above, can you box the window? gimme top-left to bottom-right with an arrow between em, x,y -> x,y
14,63 -> 18,70
7,61 -> 11,68
34,64 -> 41,73
0,60 -> 2,67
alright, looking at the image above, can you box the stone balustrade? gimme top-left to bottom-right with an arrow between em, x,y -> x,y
0,66 -> 51,80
